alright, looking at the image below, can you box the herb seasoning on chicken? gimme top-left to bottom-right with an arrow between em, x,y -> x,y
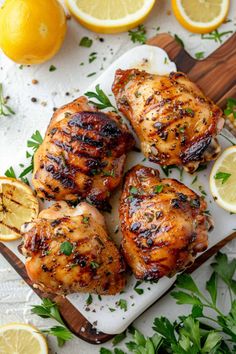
119,165 -> 212,280
32,96 -> 135,210
112,69 -> 224,173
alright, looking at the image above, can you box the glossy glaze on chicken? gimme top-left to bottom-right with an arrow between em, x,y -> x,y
120,165 -> 210,280
112,69 -> 224,173
22,201 -> 126,295
33,96 -> 135,211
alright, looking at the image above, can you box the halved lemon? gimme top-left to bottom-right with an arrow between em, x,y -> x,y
210,146 -> 236,213
0,323 -> 48,354
66,0 -> 155,34
0,177 -> 39,241
171,0 -> 230,34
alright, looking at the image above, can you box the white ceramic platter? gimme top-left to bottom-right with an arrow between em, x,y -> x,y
3,45 -> 236,335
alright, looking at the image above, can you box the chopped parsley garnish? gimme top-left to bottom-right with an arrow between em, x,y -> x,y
79,36 -> 93,48
117,299 -> 127,312
128,24 -> 147,44
164,57 -> 168,64
191,175 -> 198,185
49,65 -> 57,72
87,72 -> 96,77
186,108 -> 194,116
60,241 -> 73,256
86,294 -> 93,305
130,186 -> 138,195
109,307 -> 116,312
224,97 -> 236,119
195,51 -> 205,60
201,29 -> 233,43
90,261 -> 100,269
82,216 -> 90,224
85,84 -> 117,111
174,34 -> 184,48
134,281 -> 144,295
154,185 -> 163,194
89,52 -> 97,63
214,171 -> 231,184
0,83 -> 15,117
5,166 -> 16,178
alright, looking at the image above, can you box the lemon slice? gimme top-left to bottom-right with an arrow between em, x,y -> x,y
66,0 -> 155,33
171,0 -> 230,34
210,146 -> 236,213
0,323 -> 48,354
0,177 -> 39,241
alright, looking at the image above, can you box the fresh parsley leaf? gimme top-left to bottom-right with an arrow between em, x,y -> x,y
49,65 -> 57,72
206,272 -> 217,305
86,294 -> 93,305
79,36 -> 93,48
128,24 -> 147,44
134,281 -> 144,295
0,83 -> 15,117
112,331 -> 126,346
60,241 -> 73,256
85,84 -> 117,111
195,51 -> 205,60
43,325 -> 73,347
31,298 -> 73,347
171,291 -> 202,306
117,299 -> 127,312
154,185 -> 163,194
214,171 -> 231,184
224,97 -> 236,119
100,349 -> 113,354
175,273 -> 201,295
27,130 -> 43,150
211,252 -> 236,294
5,166 -> 16,178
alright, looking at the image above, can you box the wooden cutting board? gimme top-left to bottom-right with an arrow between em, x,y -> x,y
0,32 -> 236,345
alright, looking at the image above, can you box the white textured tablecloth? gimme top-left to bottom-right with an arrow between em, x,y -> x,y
0,1 -> 236,353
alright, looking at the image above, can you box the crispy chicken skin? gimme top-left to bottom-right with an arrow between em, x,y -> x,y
120,165 -> 210,280
112,69 -> 224,173
32,96 -> 135,211
22,201 -> 126,295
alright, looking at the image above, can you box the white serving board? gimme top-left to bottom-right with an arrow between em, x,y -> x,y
3,45 -> 236,335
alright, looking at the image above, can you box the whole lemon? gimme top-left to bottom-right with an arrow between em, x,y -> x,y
0,0 -> 67,64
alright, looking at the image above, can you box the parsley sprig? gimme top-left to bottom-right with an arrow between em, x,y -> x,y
5,130 -> 43,184
214,171 -> 231,184
31,298 -> 73,347
0,83 -> 15,117
128,25 -> 147,44
101,252 -> 236,354
85,84 -> 117,111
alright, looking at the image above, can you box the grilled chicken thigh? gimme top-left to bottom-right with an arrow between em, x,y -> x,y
33,96 -> 135,210
22,201 -> 126,295
112,69 -> 224,173
120,165 -> 210,280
